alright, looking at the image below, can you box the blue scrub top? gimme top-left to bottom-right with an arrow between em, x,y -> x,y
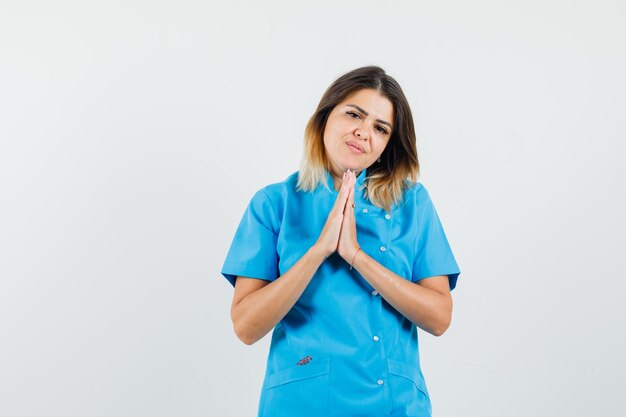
221,168 -> 461,417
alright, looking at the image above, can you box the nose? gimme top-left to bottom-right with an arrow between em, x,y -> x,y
355,124 -> 370,140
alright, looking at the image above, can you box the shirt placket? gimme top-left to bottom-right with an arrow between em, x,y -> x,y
357,197 -> 395,414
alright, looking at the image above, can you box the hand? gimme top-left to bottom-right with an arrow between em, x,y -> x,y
337,170 -> 360,262
314,171 -> 355,258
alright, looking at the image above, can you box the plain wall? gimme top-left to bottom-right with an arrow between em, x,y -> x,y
1,1 -> 625,416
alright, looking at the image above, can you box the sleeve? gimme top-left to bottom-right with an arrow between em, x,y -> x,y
411,187 -> 461,291
220,189 -> 280,287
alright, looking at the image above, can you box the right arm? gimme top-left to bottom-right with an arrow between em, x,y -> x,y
230,244 -> 326,345
230,170 -> 355,345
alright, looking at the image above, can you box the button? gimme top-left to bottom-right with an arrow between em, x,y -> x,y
384,214 -> 391,220
371,290 -> 378,296
362,208 -> 368,213
377,379 -> 384,385
380,246 -> 386,252
373,335 -> 379,342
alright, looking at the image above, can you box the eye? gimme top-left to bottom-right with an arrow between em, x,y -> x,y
347,111 -> 389,134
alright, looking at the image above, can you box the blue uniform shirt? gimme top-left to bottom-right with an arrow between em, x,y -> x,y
221,168 -> 461,417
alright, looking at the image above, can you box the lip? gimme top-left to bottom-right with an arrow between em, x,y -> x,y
346,140 -> 365,154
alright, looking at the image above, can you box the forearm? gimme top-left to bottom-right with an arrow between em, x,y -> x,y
350,249 -> 452,336
232,244 -> 327,345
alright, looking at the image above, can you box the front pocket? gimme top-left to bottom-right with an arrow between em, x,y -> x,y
261,357 -> 331,417
266,356 -> 331,388
387,359 -> 432,416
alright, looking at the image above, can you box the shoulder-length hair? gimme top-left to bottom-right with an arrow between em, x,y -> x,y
296,65 -> 420,212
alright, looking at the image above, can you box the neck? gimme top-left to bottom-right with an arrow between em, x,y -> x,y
331,169 -> 362,191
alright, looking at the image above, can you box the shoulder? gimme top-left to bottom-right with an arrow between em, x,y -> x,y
247,171 -> 299,216
402,180 -> 432,207
255,171 -> 299,200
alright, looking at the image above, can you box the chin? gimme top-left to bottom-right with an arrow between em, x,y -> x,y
344,164 -> 365,173
338,161 -> 358,170
330,156 -> 364,173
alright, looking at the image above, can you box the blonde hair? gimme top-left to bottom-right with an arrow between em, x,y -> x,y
296,66 -> 420,212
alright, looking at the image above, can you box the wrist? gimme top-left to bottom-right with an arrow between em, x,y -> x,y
339,245 -> 358,262
310,243 -> 331,263
347,246 -> 362,270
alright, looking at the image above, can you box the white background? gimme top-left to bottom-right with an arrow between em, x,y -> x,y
1,1 -> 625,416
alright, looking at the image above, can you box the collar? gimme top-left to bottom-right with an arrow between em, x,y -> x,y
323,167 -> 368,198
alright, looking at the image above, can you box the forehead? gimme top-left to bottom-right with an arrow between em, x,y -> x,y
337,89 -> 394,120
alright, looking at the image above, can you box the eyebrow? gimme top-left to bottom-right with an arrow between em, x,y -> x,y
346,104 -> 393,130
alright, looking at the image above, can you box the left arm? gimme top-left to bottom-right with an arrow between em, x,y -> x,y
338,170 -> 452,336
350,250 -> 452,336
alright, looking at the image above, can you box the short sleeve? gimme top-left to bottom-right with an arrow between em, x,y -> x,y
411,187 -> 461,291
220,189 -> 280,287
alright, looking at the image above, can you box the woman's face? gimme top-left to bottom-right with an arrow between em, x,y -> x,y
323,88 -> 394,178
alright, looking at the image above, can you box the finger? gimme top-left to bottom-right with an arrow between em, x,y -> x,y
343,181 -> 355,216
337,170 -> 352,203
340,170 -> 349,192
349,178 -> 355,207
336,183 -> 350,214
332,171 -> 350,214
339,173 -> 351,198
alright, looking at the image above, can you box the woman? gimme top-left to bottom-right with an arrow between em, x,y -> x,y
221,66 -> 461,417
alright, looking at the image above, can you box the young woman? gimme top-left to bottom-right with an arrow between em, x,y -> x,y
221,65 -> 461,417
